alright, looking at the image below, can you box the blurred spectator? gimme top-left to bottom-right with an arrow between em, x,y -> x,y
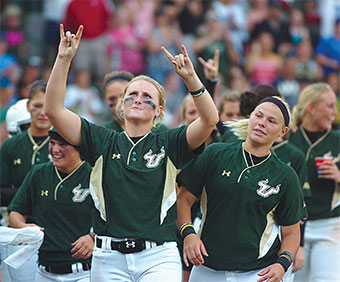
275,56 -> 300,109
43,0 -> 71,65
250,0 -> 291,55
295,39 -> 321,85
288,8 -> 310,47
319,0 -> 340,38
177,0 -> 207,35
227,64 -> 250,93
63,0 -> 114,81
192,9 -> 239,85
0,35 -> 20,88
247,0 -> 269,35
64,70 -> 105,124
20,56 -> 44,86
218,90 -> 242,122
316,18 -> 340,79
1,3 -> 26,63
326,72 -> 340,129
245,31 -> 282,85
211,0 -> 248,55
125,0 -> 155,40
146,1 -> 183,85
105,4 -> 145,75
303,0 -> 321,47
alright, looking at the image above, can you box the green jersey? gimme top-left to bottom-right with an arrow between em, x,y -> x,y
289,126 -> 340,220
271,140 -> 311,198
177,142 -> 307,271
8,161 -> 93,266
104,119 -> 169,133
79,118 -> 201,243
0,129 -> 50,188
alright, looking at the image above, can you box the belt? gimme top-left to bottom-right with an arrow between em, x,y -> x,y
96,237 -> 162,254
40,262 -> 91,274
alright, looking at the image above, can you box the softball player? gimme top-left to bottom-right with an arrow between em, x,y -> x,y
177,97 -> 307,282
0,80 -> 51,282
8,128 -> 94,282
44,24 -> 218,282
289,83 -> 340,282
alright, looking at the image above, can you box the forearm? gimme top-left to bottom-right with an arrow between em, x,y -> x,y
9,211 -> 28,228
45,57 -> 71,120
280,223 -> 300,259
176,187 -> 197,228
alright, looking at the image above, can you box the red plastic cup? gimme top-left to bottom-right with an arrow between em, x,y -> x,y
315,156 -> 332,178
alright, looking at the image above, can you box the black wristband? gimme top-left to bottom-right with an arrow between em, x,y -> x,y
300,220 -> 306,246
276,256 -> 292,272
189,85 -> 205,98
182,226 -> 196,239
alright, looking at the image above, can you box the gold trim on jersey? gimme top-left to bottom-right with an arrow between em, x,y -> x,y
237,144 -> 271,183
258,204 -> 279,259
28,129 -> 50,165
54,161 -> 85,200
90,156 -> 107,221
160,157 -> 178,224
198,187 -> 207,238
124,132 -> 150,166
300,126 -> 331,161
331,183 -> 340,210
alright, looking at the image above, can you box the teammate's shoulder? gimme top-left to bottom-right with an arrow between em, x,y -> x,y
1,130 -> 28,149
205,141 -> 240,153
329,128 -> 340,138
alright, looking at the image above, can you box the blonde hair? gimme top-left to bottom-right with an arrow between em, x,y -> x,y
291,83 -> 333,126
226,96 -> 290,140
116,75 -> 166,127
218,90 -> 241,115
181,94 -> 194,121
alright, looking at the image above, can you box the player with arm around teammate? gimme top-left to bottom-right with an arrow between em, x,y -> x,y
44,24 -> 218,282
8,128 -> 94,282
177,96 -> 307,282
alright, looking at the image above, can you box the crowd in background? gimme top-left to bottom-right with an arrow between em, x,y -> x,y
1,0 -> 340,145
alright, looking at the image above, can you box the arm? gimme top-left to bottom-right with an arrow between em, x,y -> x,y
162,45 -> 219,150
257,222 -> 300,282
9,211 -> 44,230
44,24 -> 83,146
177,186 -> 208,267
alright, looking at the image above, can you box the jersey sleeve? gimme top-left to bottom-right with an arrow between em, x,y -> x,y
7,168 -> 35,216
275,169 -> 308,226
0,139 -> 12,187
176,146 -> 212,197
166,125 -> 204,169
79,118 -> 115,166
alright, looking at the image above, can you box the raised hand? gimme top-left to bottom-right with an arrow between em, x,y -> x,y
58,24 -> 83,61
161,45 -> 196,79
198,49 -> 220,81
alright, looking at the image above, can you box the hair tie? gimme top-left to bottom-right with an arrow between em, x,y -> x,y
257,97 -> 290,126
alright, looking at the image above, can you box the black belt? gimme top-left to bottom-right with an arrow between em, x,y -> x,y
40,263 -> 91,274
96,237 -> 162,254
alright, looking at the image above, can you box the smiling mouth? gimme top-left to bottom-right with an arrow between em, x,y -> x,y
254,129 -> 266,136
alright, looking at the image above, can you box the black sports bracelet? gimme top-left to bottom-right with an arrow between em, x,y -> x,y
276,256 -> 292,272
189,85 -> 205,98
182,226 -> 196,239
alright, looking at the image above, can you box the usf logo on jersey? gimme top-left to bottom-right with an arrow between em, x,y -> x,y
144,146 -> 165,168
72,184 -> 90,202
257,179 -> 281,198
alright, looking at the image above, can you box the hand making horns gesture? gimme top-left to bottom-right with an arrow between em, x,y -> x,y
161,45 -> 196,80
58,24 -> 83,61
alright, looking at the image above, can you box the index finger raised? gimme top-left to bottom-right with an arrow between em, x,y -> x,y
59,24 -> 65,40
161,46 -> 174,62
214,49 -> 220,67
